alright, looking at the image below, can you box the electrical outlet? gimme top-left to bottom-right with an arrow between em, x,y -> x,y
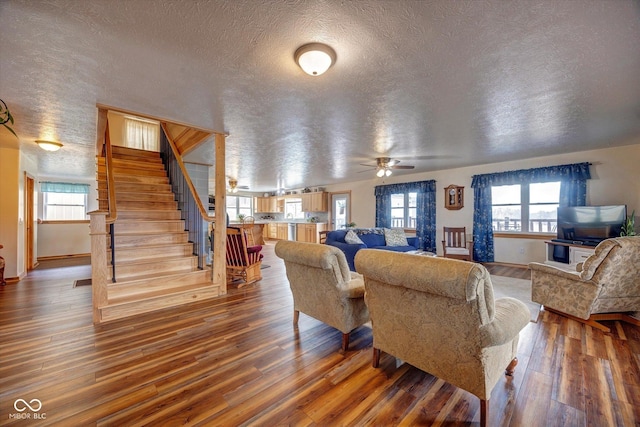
519,247 -> 525,254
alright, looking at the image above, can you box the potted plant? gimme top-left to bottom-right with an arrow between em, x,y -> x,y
620,210 -> 636,236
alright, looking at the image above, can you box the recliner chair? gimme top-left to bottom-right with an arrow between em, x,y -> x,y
530,236 -> 640,332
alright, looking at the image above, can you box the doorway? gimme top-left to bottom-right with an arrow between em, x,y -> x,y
329,192 -> 351,231
24,173 -> 36,271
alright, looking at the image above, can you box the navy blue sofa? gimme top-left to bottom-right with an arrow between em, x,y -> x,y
325,228 -> 419,271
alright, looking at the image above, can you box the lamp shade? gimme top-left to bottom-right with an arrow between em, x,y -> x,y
295,43 -> 336,76
36,140 -> 63,151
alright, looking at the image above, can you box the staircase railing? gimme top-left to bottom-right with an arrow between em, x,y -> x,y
104,123 -> 118,282
160,124 -> 213,270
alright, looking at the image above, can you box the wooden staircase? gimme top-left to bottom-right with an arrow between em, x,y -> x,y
95,146 -> 219,322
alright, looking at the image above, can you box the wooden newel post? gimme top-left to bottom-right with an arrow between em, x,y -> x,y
212,133 -> 227,294
89,210 -> 109,323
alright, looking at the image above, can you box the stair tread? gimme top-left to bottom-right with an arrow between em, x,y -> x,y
109,253 -> 195,264
114,242 -> 193,250
110,267 -> 204,283
107,281 -> 218,305
109,268 -> 209,286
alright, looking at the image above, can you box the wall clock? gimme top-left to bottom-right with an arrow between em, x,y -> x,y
444,185 -> 464,210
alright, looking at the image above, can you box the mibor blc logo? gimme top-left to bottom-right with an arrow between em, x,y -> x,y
9,398 -> 46,420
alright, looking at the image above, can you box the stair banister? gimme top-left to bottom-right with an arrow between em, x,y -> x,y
160,123 -> 214,271
104,121 -> 118,282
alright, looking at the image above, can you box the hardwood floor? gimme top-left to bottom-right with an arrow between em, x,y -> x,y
1,245 -> 639,426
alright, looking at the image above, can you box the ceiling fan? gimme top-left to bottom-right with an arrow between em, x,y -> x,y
359,157 -> 415,177
228,178 -> 249,193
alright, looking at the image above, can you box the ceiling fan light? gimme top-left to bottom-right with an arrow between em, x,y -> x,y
295,43 -> 336,76
385,169 -> 392,177
36,140 -> 63,151
376,168 -> 385,178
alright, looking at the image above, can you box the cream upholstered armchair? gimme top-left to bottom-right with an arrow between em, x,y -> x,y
275,240 -> 369,352
355,250 -> 529,427
530,236 -> 640,332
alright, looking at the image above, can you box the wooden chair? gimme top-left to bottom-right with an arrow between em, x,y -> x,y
442,227 -> 472,261
319,230 -> 330,244
242,216 -> 256,246
0,244 -> 5,286
226,227 -> 263,287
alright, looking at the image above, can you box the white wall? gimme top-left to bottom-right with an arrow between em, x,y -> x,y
324,141 -> 640,265
37,222 -> 91,258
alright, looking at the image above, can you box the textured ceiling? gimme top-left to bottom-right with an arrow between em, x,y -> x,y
1,0 -> 640,191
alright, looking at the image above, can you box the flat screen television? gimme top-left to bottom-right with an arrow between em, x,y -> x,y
556,205 -> 626,245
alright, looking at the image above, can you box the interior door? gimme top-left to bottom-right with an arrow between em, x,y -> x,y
25,173 -> 36,270
329,192 -> 350,231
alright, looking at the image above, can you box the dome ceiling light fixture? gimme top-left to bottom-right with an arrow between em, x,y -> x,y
294,43 -> 336,76
36,140 -> 63,151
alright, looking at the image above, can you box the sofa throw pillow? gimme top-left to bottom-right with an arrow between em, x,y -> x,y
384,228 -> 409,246
345,229 -> 364,244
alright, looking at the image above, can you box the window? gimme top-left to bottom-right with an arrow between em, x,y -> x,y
390,192 -> 417,228
41,182 -> 90,221
284,199 -> 305,220
226,195 -> 253,220
491,182 -> 560,233
124,116 -> 160,151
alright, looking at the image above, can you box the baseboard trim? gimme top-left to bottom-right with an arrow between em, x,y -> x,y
37,253 -> 91,261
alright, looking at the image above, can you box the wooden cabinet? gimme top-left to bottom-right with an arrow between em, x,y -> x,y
265,223 -> 277,239
276,223 -> 288,240
296,223 -> 327,243
255,197 -> 278,213
301,192 -> 327,212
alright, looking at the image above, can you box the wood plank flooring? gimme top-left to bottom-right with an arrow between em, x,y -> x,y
1,245 -> 639,426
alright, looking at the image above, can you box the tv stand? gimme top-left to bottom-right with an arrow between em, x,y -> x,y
544,240 -> 595,271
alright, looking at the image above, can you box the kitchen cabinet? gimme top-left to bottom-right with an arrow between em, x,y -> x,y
265,223 -> 277,239
301,192 -> 327,212
276,223 -> 288,240
296,223 -> 327,243
254,197 -> 278,213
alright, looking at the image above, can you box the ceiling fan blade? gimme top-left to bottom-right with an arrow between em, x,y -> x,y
391,165 -> 415,169
358,167 -> 376,173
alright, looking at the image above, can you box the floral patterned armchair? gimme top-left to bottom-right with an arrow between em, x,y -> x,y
355,249 -> 529,427
275,240 -> 370,353
529,236 -> 640,332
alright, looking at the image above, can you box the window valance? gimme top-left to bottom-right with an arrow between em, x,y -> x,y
471,162 -> 591,188
40,182 -> 90,194
374,180 -> 436,196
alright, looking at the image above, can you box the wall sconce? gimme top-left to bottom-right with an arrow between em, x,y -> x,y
36,140 -> 63,151
294,43 -> 336,76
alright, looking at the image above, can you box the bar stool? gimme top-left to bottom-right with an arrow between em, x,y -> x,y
242,216 -> 255,246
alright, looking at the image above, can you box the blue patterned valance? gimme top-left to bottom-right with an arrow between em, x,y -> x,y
40,182 -> 90,194
471,162 -> 591,188
374,180 -> 436,196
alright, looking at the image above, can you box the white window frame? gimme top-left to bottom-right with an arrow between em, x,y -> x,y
226,195 -> 253,220
491,182 -> 560,234
42,192 -> 88,221
391,192 -> 417,229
